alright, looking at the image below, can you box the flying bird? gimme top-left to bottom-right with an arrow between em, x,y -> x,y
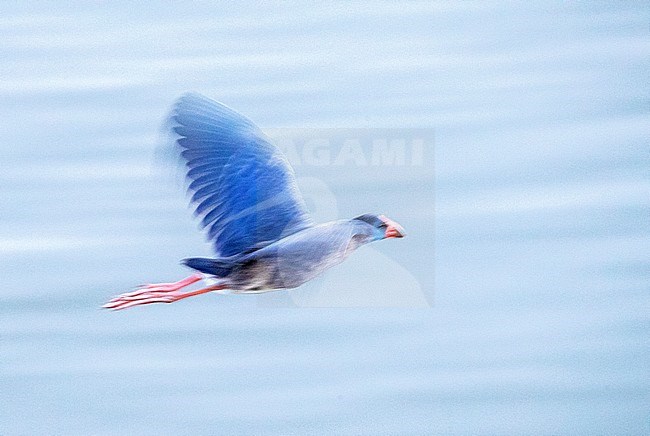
104,93 -> 405,310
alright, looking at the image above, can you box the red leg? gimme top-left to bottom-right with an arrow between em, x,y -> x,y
105,274 -> 202,304
168,284 -> 225,302
104,284 -> 226,311
116,274 -> 203,299
102,274 -> 219,310
103,283 -> 226,311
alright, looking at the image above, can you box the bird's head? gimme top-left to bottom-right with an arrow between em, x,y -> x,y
353,214 -> 406,241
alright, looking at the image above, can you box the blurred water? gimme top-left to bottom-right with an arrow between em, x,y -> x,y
1,2 -> 649,434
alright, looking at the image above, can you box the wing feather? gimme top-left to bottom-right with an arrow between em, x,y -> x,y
170,93 -> 313,257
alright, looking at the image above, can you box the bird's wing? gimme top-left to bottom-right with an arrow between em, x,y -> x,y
170,93 -> 313,257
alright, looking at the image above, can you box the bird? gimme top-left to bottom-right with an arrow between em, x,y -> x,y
103,93 -> 405,310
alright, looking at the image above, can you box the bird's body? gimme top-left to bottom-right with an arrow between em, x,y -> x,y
104,94 -> 404,310
183,219 -> 376,292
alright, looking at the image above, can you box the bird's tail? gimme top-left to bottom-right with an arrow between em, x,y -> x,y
181,257 -> 236,277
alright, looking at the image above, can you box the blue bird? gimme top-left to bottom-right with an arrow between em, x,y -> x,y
104,93 -> 405,310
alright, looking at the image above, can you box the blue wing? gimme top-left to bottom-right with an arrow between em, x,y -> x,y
170,93 -> 313,257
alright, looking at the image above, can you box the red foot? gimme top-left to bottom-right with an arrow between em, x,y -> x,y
103,274 -> 224,311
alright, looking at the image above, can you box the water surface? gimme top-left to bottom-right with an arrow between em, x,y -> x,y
1,2 -> 649,434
